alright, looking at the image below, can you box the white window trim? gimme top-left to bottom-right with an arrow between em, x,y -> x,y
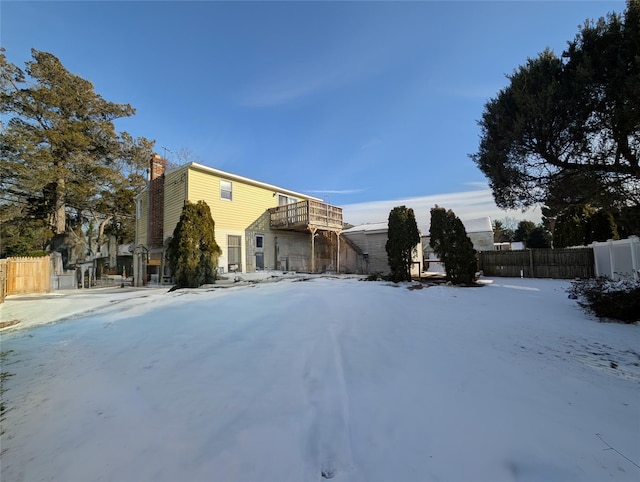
220,179 -> 233,201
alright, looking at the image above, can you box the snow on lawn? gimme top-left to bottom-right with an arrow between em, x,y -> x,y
1,276 -> 639,481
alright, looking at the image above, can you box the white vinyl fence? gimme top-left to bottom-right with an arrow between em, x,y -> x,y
591,236 -> 640,281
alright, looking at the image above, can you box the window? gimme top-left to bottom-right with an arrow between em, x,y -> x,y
220,180 -> 232,201
255,235 -> 264,249
278,194 -> 297,206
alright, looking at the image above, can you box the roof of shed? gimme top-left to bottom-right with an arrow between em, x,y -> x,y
342,222 -> 388,234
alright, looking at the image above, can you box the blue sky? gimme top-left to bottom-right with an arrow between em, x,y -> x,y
1,0 -> 626,229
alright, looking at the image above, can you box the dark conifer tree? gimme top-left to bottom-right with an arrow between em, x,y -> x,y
385,206 -> 420,282
514,221 -> 536,244
588,210 -> 620,243
429,206 -> 477,285
472,1 -> 640,211
168,201 -> 221,288
553,205 -> 619,247
526,226 -> 552,248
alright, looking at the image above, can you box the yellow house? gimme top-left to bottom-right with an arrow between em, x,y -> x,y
133,156 -> 358,285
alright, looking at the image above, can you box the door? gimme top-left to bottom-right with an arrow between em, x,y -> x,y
228,235 -> 242,272
255,252 -> 264,270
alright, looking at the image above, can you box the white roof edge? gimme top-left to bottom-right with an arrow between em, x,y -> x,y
343,222 -> 388,234
461,216 -> 493,233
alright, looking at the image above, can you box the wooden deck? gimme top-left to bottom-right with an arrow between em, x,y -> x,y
269,200 -> 343,231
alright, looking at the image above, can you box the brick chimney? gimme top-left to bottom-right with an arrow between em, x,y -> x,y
148,155 -> 166,249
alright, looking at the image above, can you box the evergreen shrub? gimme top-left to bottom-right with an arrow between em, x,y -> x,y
429,205 -> 477,285
386,206 -> 420,282
568,277 -> 640,323
167,201 -> 222,288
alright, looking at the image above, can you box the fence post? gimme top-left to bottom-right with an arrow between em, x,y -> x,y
608,239 -> 616,279
630,236 -> 639,281
592,242 -> 600,277
529,249 -> 534,278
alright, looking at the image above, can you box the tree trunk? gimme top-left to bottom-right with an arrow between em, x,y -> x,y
53,176 -> 66,235
97,214 -> 113,254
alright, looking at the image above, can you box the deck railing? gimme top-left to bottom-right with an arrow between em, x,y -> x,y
269,200 -> 343,230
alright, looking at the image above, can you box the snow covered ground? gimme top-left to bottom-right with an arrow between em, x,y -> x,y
1,275 -> 639,481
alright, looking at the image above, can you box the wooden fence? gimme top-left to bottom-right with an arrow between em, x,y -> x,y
0,259 -> 6,303
2,256 -> 51,300
478,248 -> 594,279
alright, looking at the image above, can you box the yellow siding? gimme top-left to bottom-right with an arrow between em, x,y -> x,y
135,162 -> 327,274
163,167 -> 188,242
186,167 -> 311,232
183,165 -> 316,273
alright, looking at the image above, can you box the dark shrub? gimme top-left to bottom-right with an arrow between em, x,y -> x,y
429,205 -> 477,285
568,277 -> 640,323
386,206 -> 420,282
167,201 -> 222,288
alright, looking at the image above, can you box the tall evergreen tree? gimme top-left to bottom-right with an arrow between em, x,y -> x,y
553,205 -> 619,247
588,209 -> 620,243
429,206 -> 477,285
492,220 -> 514,243
385,206 -> 420,282
526,226 -> 552,249
553,205 -> 595,248
472,1 -> 640,213
0,48 -> 153,257
514,221 -> 536,245
168,201 -> 222,288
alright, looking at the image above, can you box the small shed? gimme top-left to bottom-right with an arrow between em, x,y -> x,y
342,223 -> 423,277
422,216 -> 495,272
462,217 -> 494,252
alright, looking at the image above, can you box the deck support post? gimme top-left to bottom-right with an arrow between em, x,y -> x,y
309,227 -> 318,273
336,230 -> 341,274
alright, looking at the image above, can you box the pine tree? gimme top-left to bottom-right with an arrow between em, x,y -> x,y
167,201 -> 222,288
472,1 -> 640,211
588,210 -> 620,243
0,48 -> 153,257
429,206 -> 477,285
553,205 -> 594,248
514,221 -> 536,244
553,205 -> 619,247
526,226 -> 552,249
385,206 -> 420,282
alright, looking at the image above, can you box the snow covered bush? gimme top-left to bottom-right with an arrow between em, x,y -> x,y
568,276 -> 640,323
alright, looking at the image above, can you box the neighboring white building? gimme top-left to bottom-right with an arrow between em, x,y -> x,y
494,241 -> 525,251
462,217 -> 495,252
342,216 -> 493,277
422,216 -> 494,272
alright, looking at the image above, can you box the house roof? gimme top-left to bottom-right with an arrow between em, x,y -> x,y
185,162 -> 323,202
135,161 -> 324,203
420,216 -> 493,237
461,217 -> 493,233
344,217 -> 492,237
342,222 -> 389,235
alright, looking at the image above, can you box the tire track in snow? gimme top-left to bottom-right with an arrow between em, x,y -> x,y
303,323 -> 359,480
